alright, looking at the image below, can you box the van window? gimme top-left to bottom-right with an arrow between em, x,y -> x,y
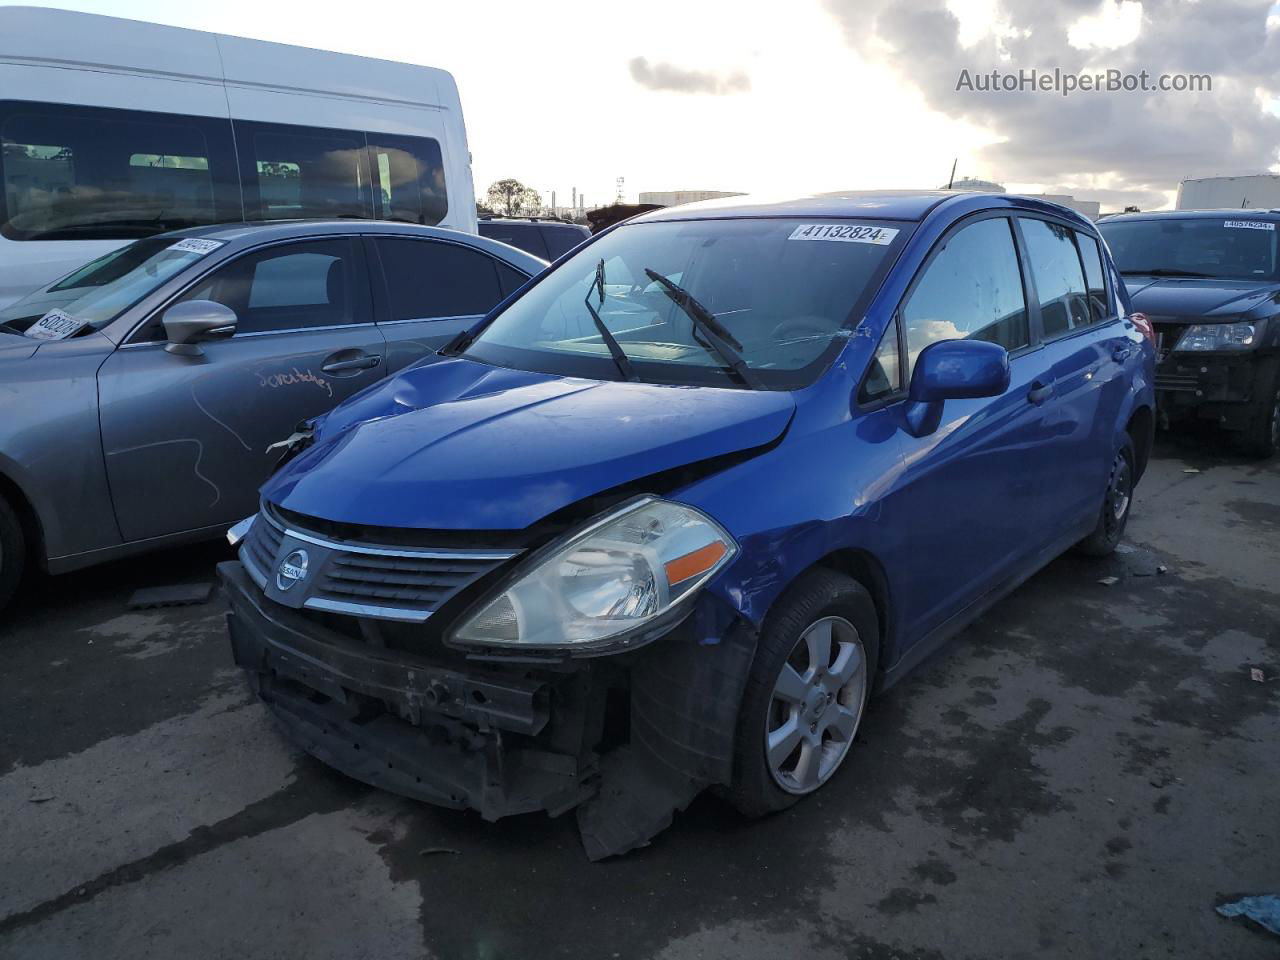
373,237 -> 505,320
0,101 -> 240,241
368,135 -> 447,226
1076,231 -> 1111,322
235,121 -> 373,221
1021,218 -> 1092,336
902,216 -> 1030,375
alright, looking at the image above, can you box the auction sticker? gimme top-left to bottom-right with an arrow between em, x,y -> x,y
170,237 -> 226,255
788,223 -> 899,245
25,308 -> 88,341
1223,220 -> 1275,231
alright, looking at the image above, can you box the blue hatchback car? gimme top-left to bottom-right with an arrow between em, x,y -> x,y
220,191 -> 1156,859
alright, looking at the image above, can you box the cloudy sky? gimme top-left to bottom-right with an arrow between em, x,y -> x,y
16,0 -> 1280,211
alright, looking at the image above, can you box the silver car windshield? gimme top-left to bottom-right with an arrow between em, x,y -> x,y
463,217 -> 908,391
0,237 -> 217,335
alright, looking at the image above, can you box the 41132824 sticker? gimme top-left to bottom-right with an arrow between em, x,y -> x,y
787,224 -> 899,245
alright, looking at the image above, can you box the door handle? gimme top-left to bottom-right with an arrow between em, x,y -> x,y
321,354 -> 382,373
1027,380 -> 1054,405
1112,345 -> 1131,362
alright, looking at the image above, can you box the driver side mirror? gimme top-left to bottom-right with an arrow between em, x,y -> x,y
162,300 -> 238,356
904,338 -> 1010,437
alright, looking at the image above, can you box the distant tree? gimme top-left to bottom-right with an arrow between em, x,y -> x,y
1123,205 -> 1141,213
485,179 -> 542,217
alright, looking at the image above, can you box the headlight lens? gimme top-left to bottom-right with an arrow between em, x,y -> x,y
1175,321 -> 1258,351
453,498 -> 737,650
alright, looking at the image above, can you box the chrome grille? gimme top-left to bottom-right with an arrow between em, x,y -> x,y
239,505 -> 520,623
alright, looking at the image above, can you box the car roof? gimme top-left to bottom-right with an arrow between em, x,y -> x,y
629,190 -> 1096,227
155,220 -> 548,270
1099,209 -> 1280,224
479,218 -> 587,228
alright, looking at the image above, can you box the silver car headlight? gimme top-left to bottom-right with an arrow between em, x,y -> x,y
452,498 -> 737,650
1174,321 -> 1259,351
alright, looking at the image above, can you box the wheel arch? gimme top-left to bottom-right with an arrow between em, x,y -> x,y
814,548 -> 894,682
1126,403 -> 1155,480
0,468 -> 46,573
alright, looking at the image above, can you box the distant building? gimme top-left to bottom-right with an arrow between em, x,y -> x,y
941,177 -> 1007,192
1177,175 -> 1280,210
638,190 -> 745,207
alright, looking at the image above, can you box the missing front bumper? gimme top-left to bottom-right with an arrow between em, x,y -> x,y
219,560 -> 758,859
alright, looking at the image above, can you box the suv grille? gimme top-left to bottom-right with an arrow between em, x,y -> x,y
239,505 -> 520,623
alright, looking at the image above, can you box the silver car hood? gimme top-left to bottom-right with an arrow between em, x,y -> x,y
0,330 -> 40,361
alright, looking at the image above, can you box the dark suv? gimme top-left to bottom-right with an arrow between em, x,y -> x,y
1099,210 -> 1280,456
478,216 -> 589,260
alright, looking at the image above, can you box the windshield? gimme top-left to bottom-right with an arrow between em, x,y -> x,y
0,236 -> 220,336
462,217 -> 909,390
1099,217 -> 1279,281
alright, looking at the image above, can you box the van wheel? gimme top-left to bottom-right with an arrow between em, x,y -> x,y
1076,435 -> 1136,557
1237,359 -> 1279,459
726,569 -> 879,819
0,494 -> 25,614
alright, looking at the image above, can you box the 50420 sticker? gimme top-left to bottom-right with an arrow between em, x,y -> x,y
788,224 -> 899,245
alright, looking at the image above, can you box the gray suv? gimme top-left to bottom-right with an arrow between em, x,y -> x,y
0,221 -> 545,611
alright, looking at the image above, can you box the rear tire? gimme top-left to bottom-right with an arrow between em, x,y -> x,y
0,494 -> 25,615
726,568 -> 880,819
1076,435 -> 1136,557
1237,358 -> 1280,459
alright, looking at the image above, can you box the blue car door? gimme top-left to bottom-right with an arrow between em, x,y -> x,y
1016,217 -> 1132,534
367,235 -> 530,375
878,214 -> 1062,644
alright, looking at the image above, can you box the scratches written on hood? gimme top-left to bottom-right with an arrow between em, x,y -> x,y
107,438 -> 221,508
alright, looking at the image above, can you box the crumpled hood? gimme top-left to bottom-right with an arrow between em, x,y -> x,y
1123,277 -> 1280,320
262,357 -> 795,530
0,330 -> 39,361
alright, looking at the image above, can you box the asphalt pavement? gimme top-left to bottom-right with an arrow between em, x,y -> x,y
1,428 -> 1277,960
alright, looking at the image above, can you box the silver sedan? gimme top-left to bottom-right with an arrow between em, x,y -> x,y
0,220 -> 545,612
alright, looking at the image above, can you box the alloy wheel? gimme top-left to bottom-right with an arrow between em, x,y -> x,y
765,616 -> 868,794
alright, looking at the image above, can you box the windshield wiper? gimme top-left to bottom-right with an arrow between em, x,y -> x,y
585,259 -> 640,382
1122,268 -> 1215,278
643,268 -> 762,389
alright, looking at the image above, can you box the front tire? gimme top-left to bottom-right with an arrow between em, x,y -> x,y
727,569 -> 880,819
1076,435 -> 1136,557
1237,358 -> 1280,459
0,494 -> 25,615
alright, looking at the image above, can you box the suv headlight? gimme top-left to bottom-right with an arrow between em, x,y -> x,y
1174,321 -> 1259,351
452,498 -> 737,651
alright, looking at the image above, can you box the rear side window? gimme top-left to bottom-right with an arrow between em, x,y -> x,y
1076,232 -> 1111,322
0,101 -> 240,241
902,216 -> 1030,376
479,222 -> 550,259
373,237 -> 505,320
1020,218 -> 1092,336
174,238 -> 367,335
235,121 -> 372,221
368,135 -> 447,226
495,261 -> 530,298
542,225 -> 587,259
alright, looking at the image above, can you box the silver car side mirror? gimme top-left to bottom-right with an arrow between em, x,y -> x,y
163,300 -> 238,356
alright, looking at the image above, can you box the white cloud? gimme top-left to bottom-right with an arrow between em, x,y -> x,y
1067,0 -> 1144,51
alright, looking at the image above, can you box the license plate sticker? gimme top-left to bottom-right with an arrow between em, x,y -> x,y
1223,220 -> 1275,231
788,224 -> 899,245
25,308 -> 88,341
170,237 -> 226,255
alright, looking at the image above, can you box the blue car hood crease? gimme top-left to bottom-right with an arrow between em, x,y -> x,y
1123,277 -> 1280,319
263,357 -> 797,531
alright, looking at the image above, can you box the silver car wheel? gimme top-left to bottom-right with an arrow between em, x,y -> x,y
765,615 -> 868,795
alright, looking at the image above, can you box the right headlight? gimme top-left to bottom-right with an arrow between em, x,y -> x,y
1174,321 -> 1259,351
451,497 -> 737,652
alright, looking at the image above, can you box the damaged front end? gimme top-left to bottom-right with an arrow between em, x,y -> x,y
220,497 -> 759,860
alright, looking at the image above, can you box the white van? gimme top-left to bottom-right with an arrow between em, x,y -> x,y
0,6 -> 477,308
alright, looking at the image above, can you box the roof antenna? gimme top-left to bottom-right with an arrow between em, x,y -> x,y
947,158 -> 958,190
